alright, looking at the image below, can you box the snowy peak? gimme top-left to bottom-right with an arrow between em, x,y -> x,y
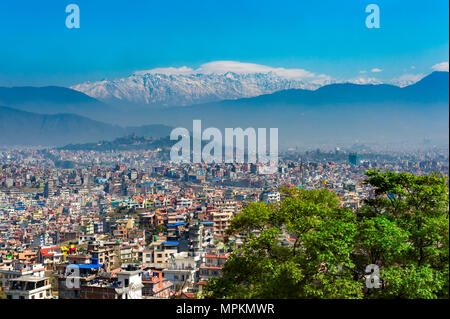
71,61 -> 332,107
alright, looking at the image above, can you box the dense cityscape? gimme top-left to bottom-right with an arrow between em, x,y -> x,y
0,0 -> 448,307
0,146 -> 447,299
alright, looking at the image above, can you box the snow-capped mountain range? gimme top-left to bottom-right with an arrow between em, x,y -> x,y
71,61 -> 426,107
71,61 -> 334,107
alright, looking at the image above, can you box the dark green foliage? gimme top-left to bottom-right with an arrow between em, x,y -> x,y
205,171 -> 449,299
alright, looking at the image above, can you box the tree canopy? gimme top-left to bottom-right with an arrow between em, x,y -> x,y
204,170 -> 449,299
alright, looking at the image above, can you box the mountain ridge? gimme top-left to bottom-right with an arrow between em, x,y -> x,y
0,86 -> 110,118
70,66 -> 446,108
215,71 -> 449,106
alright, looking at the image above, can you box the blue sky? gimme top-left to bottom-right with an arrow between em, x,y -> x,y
0,0 -> 448,86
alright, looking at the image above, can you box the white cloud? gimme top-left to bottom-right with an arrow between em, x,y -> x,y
371,68 -> 383,73
197,61 -> 274,74
133,66 -> 194,76
347,77 -> 382,85
196,61 -> 327,81
431,61 -> 449,72
132,60 -> 333,87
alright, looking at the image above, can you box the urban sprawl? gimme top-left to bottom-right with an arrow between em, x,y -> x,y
0,146 -> 448,299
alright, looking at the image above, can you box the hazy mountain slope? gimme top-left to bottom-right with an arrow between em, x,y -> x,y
118,72 -> 449,148
0,106 -> 172,146
0,86 -> 110,118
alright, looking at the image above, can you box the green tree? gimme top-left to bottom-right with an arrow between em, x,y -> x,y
204,171 -> 449,299
206,189 -> 362,298
358,170 -> 449,298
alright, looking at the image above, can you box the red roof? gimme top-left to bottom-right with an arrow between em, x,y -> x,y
40,247 -> 60,257
205,254 -> 229,259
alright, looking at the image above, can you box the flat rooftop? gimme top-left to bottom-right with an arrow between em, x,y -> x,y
10,275 -> 49,282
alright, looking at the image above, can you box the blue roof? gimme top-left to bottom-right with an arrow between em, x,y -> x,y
167,222 -> 186,227
69,263 -> 103,269
162,241 -> 179,245
200,222 -> 214,225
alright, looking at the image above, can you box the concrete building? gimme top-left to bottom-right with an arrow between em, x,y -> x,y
6,275 -> 52,299
0,262 -> 45,290
163,251 -> 201,292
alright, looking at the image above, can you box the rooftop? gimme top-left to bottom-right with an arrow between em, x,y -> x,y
10,275 -> 49,282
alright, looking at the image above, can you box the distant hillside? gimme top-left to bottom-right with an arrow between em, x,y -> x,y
59,135 -> 175,151
0,106 -> 172,146
0,86 -> 110,118
212,71 -> 449,106
0,86 -> 99,104
403,71 -> 449,101
59,134 -> 236,158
